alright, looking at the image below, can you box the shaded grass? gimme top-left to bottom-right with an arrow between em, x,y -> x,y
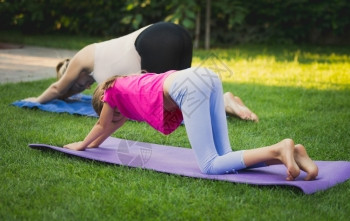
0,36 -> 349,220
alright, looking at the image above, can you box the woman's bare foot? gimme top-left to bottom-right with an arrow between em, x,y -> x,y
223,92 -> 259,122
294,144 -> 318,180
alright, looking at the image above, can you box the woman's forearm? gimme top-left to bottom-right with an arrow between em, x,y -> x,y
35,83 -> 62,103
24,83 -> 63,104
29,45 -> 95,104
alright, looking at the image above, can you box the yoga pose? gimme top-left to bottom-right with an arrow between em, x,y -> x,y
24,22 -> 258,121
64,67 -> 318,180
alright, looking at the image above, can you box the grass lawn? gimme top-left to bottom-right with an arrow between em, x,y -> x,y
0,32 -> 350,220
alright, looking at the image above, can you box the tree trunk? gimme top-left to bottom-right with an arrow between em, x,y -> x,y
205,0 -> 211,50
194,8 -> 201,49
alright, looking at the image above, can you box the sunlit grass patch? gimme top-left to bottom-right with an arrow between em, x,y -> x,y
193,47 -> 350,90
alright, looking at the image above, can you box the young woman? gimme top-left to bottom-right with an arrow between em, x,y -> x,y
24,22 -> 258,122
64,67 -> 318,180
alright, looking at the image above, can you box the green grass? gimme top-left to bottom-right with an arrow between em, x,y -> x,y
1,32 -> 350,220
0,30 -> 110,50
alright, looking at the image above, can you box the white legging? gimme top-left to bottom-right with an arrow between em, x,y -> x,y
169,67 -> 247,174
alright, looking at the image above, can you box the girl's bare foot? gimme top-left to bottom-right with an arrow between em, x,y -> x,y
275,139 -> 301,181
294,144 -> 319,180
265,139 -> 300,180
223,92 -> 259,122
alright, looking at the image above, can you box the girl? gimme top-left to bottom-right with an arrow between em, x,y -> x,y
64,67 -> 318,180
24,22 -> 258,122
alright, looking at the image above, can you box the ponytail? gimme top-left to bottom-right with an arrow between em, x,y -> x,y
101,75 -> 120,90
56,58 -> 70,80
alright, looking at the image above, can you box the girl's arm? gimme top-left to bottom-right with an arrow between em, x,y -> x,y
64,102 -> 127,151
87,115 -> 127,148
25,45 -> 94,104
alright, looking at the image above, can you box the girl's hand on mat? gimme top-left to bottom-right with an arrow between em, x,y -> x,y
64,142 -> 85,151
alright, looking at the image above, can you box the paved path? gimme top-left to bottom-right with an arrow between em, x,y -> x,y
0,44 -> 76,84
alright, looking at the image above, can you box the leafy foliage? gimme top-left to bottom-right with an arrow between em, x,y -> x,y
0,0 -> 349,45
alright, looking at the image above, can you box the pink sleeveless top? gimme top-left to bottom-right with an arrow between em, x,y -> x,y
103,71 -> 183,135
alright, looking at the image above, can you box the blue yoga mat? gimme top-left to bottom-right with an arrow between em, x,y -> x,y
12,94 -> 98,117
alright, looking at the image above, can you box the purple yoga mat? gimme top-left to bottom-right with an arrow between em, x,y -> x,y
29,137 -> 350,194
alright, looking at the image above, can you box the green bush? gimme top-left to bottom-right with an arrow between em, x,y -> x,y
1,0 -> 349,45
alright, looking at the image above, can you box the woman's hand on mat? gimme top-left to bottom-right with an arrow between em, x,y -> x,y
24,97 -> 39,103
64,142 -> 85,151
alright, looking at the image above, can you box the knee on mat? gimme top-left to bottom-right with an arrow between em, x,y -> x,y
198,162 -> 220,175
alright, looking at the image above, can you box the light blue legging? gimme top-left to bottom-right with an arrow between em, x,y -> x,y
169,67 -> 247,174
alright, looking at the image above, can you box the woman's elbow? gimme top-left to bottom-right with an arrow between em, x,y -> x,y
51,83 -> 66,97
